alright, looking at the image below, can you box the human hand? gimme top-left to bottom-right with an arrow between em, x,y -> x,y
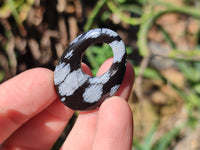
0,58 -> 134,150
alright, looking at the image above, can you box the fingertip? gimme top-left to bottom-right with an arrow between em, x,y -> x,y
81,63 -> 93,76
99,96 -> 133,122
96,58 -> 113,76
0,68 -> 57,143
93,96 -> 133,150
99,96 -> 133,135
0,68 -> 56,112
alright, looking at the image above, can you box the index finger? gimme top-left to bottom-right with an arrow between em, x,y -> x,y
0,68 -> 57,143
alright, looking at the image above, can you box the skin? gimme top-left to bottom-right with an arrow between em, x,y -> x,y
0,58 -> 135,150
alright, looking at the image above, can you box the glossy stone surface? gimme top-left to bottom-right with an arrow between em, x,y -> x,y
54,28 -> 127,111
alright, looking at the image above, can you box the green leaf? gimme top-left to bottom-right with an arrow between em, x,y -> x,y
178,62 -> 200,82
134,67 -> 161,79
153,126 -> 182,150
141,122 -> 158,150
114,0 -> 127,4
133,139 -> 143,150
0,70 -> 5,83
101,11 -> 111,21
187,91 -> 200,108
194,84 -> 200,94
126,46 -> 134,55
118,4 -> 143,15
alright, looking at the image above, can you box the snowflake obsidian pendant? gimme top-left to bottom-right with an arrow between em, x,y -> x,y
54,28 -> 127,111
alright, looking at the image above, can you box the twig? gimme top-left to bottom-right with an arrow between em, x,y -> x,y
107,1 -> 141,25
28,39 -> 41,60
6,36 -> 17,76
68,16 -> 78,43
134,54 -> 151,101
7,0 -> 27,36
137,6 -> 200,56
84,0 -> 108,31
58,16 -> 68,47
0,52 -> 10,81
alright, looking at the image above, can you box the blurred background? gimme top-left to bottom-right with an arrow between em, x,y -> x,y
0,0 -> 200,149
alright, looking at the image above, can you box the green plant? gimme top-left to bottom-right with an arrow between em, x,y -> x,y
133,122 -> 158,150
133,122 -> 184,150
83,0 -> 200,66
0,0 -> 34,27
153,125 -> 183,150
0,71 -> 4,82
177,61 -> 200,110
